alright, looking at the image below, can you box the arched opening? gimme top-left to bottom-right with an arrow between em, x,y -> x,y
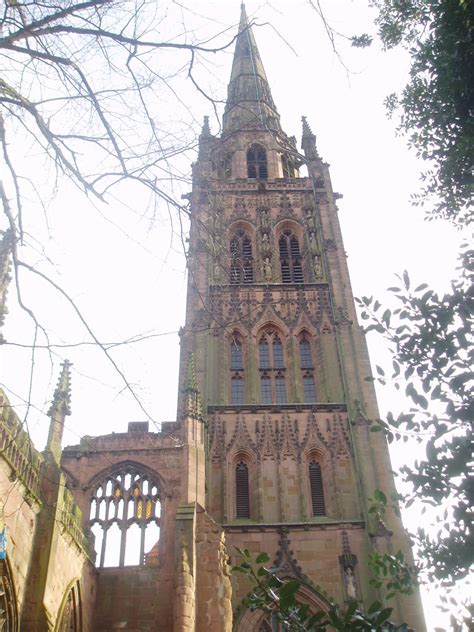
309,460 -> 326,516
258,329 -> 287,404
56,580 -> 81,632
235,461 -> 250,518
247,144 -> 268,179
230,334 -> 245,405
0,559 -> 18,631
299,335 -> 316,402
279,231 -> 303,283
89,464 -> 161,567
230,230 -> 254,284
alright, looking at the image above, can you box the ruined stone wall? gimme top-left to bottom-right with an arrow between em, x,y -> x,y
62,428 -> 187,631
195,508 -> 232,632
0,459 -> 40,616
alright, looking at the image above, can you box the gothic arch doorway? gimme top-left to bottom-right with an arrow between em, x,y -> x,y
56,580 -> 82,632
233,582 -> 329,632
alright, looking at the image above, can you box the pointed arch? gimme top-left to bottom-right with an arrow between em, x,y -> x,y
230,330 -> 245,405
229,228 -> 254,284
256,326 -> 287,405
55,579 -> 82,632
233,580 -> 331,631
247,143 -> 268,179
88,462 -> 162,568
0,558 -> 18,632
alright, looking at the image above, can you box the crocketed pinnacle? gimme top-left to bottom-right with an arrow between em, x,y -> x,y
223,4 -> 281,133
301,116 -> 319,160
46,360 -> 72,461
47,360 -> 72,418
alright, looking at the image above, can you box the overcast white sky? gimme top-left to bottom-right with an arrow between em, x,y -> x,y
1,1 -> 466,628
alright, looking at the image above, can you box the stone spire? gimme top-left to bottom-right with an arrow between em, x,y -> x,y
301,116 -> 320,160
46,360 -> 72,461
0,230 -> 13,343
222,4 -> 282,133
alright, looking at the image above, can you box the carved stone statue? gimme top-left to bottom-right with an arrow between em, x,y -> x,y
305,207 -> 315,229
309,230 -> 318,255
345,566 -> 357,600
213,259 -> 221,282
263,257 -> 272,282
313,254 -> 323,279
260,208 -> 269,228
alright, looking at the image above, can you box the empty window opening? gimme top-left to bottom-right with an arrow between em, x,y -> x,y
247,144 -> 268,179
89,465 -> 161,568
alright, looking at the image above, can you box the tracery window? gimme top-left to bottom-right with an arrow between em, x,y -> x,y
235,461 -> 250,518
299,337 -> 316,402
0,560 -> 18,632
230,230 -> 254,284
247,144 -> 268,179
279,231 -> 303,283
57,581 -> 81,632
230,335 -> 245,405
258,329 -> 287,404
309,460 -> 326,516
89,464 -> 161,568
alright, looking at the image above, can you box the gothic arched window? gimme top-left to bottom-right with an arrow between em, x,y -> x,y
299,336 -> 316,402
279,231 -> 303,283
309,460 -> 326,516
57,581 -> 82,632
258,329 -> 287,404
89,464 -> 161,568
230,336 -> 244,405
230,230 -> 254,284
0,559 -> 18,632
247,144 -> 268,179
235,461 -> 250,518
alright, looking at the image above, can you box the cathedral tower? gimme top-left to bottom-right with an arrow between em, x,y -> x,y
180,5 -> 425,630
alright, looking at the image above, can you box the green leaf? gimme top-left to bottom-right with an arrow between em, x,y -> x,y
255,552 -> 270,564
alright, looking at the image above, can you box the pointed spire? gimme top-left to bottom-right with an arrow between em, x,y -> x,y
0,230 -> 13,343
301,116 -> 320,160
46,360 -> 72,461
223,5 -> 281,133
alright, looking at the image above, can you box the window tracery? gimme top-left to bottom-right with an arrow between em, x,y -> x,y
230,334 -> 245,405
279,231 -> 303,283
258,329 -> 287,404
299,336 -> 316,402
0,560 -> 18,632
89,464 -> 161,568
230,230 -> 254,284
247,144 -> 268,179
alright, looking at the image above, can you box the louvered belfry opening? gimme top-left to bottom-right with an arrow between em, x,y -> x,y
309,460 -> 326,516
230,230 -> 254,284
236,461 -> 250,518
279,231 -> 303,283
247,144 -> 268,179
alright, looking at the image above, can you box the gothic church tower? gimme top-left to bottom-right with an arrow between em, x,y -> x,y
180,5 -> 425,630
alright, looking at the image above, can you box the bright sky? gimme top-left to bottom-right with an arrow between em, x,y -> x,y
1,1 -> 466,628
